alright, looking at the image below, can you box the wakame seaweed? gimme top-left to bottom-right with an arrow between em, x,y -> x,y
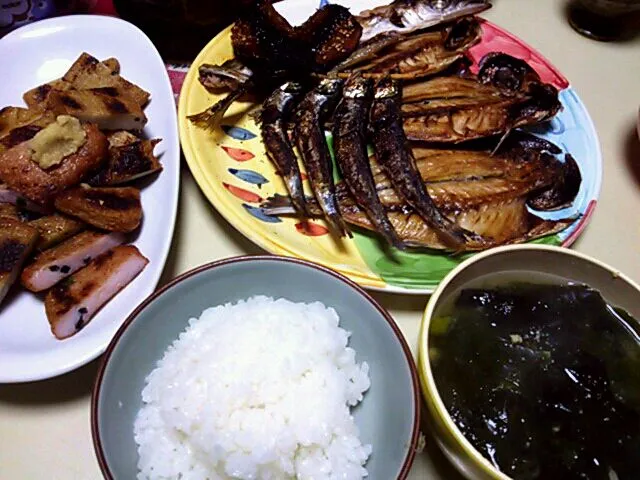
431,283 -> 640,479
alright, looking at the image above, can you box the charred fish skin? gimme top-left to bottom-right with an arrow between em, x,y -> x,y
293,78 -> 350,237
357,0 -> 492,42
370,76 -> 479,248
332,75 -> 405,250
261,82 -> 308,215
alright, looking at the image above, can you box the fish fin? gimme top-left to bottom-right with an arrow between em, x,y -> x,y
187,87 -> 244,131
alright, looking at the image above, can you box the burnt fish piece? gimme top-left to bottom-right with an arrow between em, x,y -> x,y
332,75 -> 405,250
293,78 -> 349,237
261,82 -> 309,215
370,76 -> 485,248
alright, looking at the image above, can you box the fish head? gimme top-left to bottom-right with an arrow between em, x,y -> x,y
478,52 -> 541,93
343,74 -> 373,99
317,78 -> 344,96
373,76 -> 400,99
444,17 -> 482,51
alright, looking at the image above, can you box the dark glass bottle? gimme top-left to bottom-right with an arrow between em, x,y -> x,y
567,0 -> 640,41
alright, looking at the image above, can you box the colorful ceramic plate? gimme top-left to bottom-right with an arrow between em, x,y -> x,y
0,15 -> 180,382
178,0 -> 601,294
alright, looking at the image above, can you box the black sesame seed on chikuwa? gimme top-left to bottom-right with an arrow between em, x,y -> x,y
48,265 -> 60,272
83,256 -> 91,265
60,265 -> 71,274
78,307 -> 88,315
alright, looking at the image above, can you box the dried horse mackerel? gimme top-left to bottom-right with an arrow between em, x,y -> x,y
402,53 -> 562,143
260,133 -> 581,252
335,17 -> 482,81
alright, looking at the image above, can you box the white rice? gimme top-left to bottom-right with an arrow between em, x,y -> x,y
133,296 -> 371,480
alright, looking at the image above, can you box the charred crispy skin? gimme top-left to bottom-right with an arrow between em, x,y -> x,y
0,218 -> 39,304
332,75 -> 404,249
528,154 -> 582,211
232,1 -> 361,77
401,53 -> 562,142
87,138 -> 162,186
45,245 -> 148,339
370,76 -> 477,248
0,122 -> 108,206
54,186 -> 142,233
339,18 -> 481,80
261,82 -> 308,215
28,214 -> 86,251
293,78 -> 349,236
356,0 -> 491,42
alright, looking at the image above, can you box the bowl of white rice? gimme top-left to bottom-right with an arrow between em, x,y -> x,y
92,255 -> 421,480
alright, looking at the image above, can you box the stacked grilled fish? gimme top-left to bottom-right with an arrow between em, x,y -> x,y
189,0 -> 582,253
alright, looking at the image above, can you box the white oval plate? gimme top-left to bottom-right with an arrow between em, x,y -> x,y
0,15 -> 180,383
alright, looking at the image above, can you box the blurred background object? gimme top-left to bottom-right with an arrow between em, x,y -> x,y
0,1 -> 115,37
567,0 -> 640,41
112,0 -> 239,61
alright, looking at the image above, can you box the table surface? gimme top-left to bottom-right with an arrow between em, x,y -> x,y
1,1 -> 639,478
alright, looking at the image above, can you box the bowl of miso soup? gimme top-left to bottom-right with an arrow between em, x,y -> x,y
418,244 -> 640,480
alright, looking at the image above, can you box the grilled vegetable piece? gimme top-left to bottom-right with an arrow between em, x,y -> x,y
46,88 -> 147,131
44,245 -> 148,339
356,0 -> 491,42
293,78 -> 349,236
333,75 -> 404,250
0,218 -> 39,304
0,122 -> 108,206
261,82 -> 308,215
340,18 -> 481,80
54,186 -> 142,233
370,76 -> 480,248
21,231 -> 125,292
87,138 -> 162,186
28,214 -> 86,251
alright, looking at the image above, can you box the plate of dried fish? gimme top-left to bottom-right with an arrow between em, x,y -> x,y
178,0 -> 601,293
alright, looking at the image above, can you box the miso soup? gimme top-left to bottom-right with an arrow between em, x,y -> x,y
430,272 -> 640,479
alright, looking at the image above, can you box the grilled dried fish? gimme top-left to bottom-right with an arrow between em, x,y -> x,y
370,76 -> 478,248
402,53 -> 561,142
333,75 -> 404,250
340,18 -> 481,80
261,82 -> 308,215
198,59 -> 253,91
293,78 -> 349,236
357,0 -> 492,42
